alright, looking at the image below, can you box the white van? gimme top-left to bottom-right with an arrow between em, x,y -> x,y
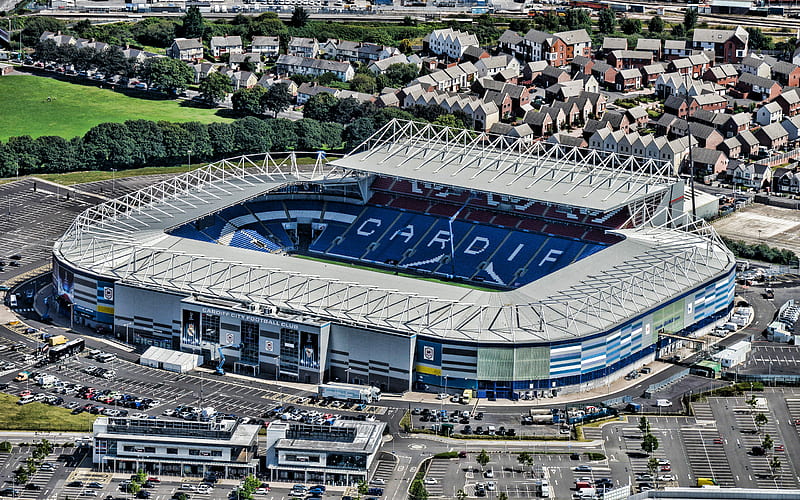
487,425 -> 497,435
656,399 -> 672,407
17,395 -> 35,405
9,294 -> 17,307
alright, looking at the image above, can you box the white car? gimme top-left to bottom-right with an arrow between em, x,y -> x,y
486,481 -> 496,491
255,487 -> 269,494
484,470 -> 494,478
423,478 -> 437,485
180,484 -> 197,491
658,474 -> 675,481
436,393 -> 448,400
371,478 -> 386,485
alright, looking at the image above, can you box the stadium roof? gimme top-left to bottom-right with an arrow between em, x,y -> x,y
55,132 -> 735,345
330,120 -> 677,212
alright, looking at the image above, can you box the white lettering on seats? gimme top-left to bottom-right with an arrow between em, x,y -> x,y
427,230 -> 451,249
357,218 -> 382,236
507,243 -> 524,261
464,237 -> 490,255
390,225 -> 415,243
538,249 -> 564,266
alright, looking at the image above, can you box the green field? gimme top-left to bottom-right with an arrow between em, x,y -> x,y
293,254 -> 498,291
0,74 -> 234,141
0,393 -> 96,431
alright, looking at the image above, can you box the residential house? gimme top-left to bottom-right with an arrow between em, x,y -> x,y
690,147 -> 728,175
257,76 -> 298,97
229,70 -> 257,91
412,61 -> 478,92
654,113 -> 681,136
570,55 -> 594,76
774,89 -> 800,118
736,129 -> 761,157
719,136 -> 742,159
524,111 -> 555,136
191,62 -> 217,84
490,122 -> 535,141
424,28 -> 479,60
275,55 -> 354,82
475,55 -> 521,79
691,26 -> 749,63
474,78 -> 532,116
772,61 -> 800,87
626,106 -> 649,128
229,52 -> 264,72
640,63 -> 666,86
691,109 -> 728,129
740,54 -> 772,78
719,112 -> 752,138
782,115 -> 800,141
296,82 -> 339,105
669,53 -> 711,78
602,38 -> 628,53
501,28 -> 590,66
663,39 -> 690,60
167,38 -> 203,62
599,110 -> 630,133
39,31 -> 76,47
729,162 -> 773,189
702,63 -> 738,86
522,60 -> 549,83
210,36 -> 243,58
590,61 -> 616,89
756,101 -> 783,126
288,37 -> 319,58
735,73 -> 781,102
251,36 -> 280,59
635,38 -> 661,59
539,65 -> 571,87
546,133 -> 586,148
754,122 -> 789,149
368,54 -> 420,75
375,89 -> 400,108
402,85 -> 499,131
608,50 -> 653,70
615,68 -> 642,91
461,45 -> 491,63
773,166 -> 800,193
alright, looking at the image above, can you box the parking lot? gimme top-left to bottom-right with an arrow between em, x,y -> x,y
739,344 -> 800,376
409,404 -> 563,439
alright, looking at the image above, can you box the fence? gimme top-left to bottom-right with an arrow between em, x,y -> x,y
644,369 -> 689,398
724,372 -> 800,385
601,395 -> 633,408
754,147 -> 800,169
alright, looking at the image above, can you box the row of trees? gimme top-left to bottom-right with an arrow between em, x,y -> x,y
721,237 -> 798,266
0,116 -> 345,176
13,439 -> 53,486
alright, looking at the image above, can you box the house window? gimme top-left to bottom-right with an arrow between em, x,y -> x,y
167,448 -> 178,455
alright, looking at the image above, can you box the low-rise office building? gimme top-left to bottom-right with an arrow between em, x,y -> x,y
264,420 -> 385,486
93,417 -> 260,479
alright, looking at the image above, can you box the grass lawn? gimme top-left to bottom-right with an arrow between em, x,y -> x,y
0,393 -> 96,432
293,254 -> 498,291
0,74 -> 234,141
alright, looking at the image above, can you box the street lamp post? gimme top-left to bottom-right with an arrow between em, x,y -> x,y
111,168 -> 117,193
187,150 -> 192,168
346,368 -> 350,385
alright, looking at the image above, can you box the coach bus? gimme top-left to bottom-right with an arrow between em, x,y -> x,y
49,338 -> 85,363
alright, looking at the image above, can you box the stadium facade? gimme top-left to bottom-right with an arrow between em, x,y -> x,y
53,120 -> 736,398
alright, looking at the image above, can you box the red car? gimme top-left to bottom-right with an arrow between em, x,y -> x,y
775,445 -> 785,452
18,390 -> 31,397
660,465 -> 671,472
147,477 -> 160,483
713,438 -> 723,444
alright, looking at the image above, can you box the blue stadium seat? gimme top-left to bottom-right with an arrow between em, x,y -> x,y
262,223 -> 294,248
400,218 -> 473,272
324,202 -> 363,217
309,222 -> 351,253
199,215 -> 230,240
169,224 -> 215,243
218,204 -> 251,221
327,206 -> 400,260
229,229 -> 282,253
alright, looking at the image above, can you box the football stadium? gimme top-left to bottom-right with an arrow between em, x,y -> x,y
53,120 -> 736,397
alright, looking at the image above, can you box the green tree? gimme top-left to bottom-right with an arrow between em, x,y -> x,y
303,92 -> 339,121
0,441 -> 12,452
173,494 -> 188,500
409,479 -> 429,500
333,97 -> 364,124
755,412 -> 768,433
73,46 -> 100,72
541,12 -> 561,31
433,114 -> 465,129
770,456 -> 781,474
181,6 -> 206,39
647,457 -> 659,476
25,457 -> 36,475
641,433 -> 659,455
141,57 -> 193,94
232,86 -> 268,116
477,449 -> 491,468
671,23 -> 686,38
357,480 -> 368,495
265,118 -> 299,150
290,6 -> 310,28
564,8 -> 591,30
230,116 -> 272,154
598,9 -> 616,34
620,18 -> 642,35
317,72 -> 341,85
241,474 -> 260,495
208,122 -> 236,157
638,417 -> 650,434
746,395 -> 757,410
683,8 -> 698,31
456,489 -> 467,500
516,451 -> 533,472
21,17 -> 66,47
762,433 -> 773,452
124,120 -> 166,165
343,116 -> 375,151
648,15 -> 664,34
746,27 -> 774,50
498,493 -> 509,500
14,467 -> 28,485
199,72 -> 234,104
97,46 -> 131,76
383,63 -> 419,87
82,122 -> 137,170
351,73 -> 377,94
262,82 -> 293,117
34,39 -> 58,62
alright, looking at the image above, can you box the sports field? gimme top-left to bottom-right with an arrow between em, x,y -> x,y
0,74 -> 233,141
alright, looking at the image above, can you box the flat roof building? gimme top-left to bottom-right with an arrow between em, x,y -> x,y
93,417 -> 260,479
264,420 -> 385,486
